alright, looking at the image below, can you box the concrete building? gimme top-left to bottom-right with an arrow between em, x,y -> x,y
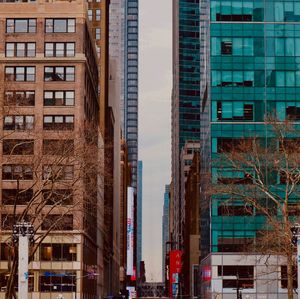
171,0 -> 200,249
0,0 -> 105,298
162,184 -> 170,283
179,141 -> 200,251
137,160 -> 143,280
182,152 -> 200,299
199,0 -> 300,298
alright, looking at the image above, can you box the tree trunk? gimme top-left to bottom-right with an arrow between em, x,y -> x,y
287,247 -> 294,299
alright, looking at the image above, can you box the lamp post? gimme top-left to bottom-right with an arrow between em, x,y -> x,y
12,222 -> 34,299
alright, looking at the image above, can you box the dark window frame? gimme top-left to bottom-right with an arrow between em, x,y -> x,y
44,42 -> 75,57
44,66 -> 75,82
45,18 -> 76,33
6,18 -> 36,33
5,42 -> 36,57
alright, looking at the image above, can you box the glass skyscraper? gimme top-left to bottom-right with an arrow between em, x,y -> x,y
200,0 -> 300,297
171,0 -> 200,248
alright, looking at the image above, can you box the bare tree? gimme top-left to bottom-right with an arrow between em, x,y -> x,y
0,123 -> 109,299
211,119 -> 300,299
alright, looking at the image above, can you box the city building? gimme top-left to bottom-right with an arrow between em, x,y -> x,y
124,0 -> 139,190
162,184 -> 170,283
137,160 -> 143,280
182,152 -> 200,299
119,138 -> 131,289
171,0 -> 200,249
179,141 -> 200,251
0,0 -> 104,298
199,0 -> 300,298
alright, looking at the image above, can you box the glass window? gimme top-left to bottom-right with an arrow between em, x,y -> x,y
88,9 -> 93,21
96,9 -> 101,21
6,19 -> 36,33
16,43 -> 25,57
5,43 -> 14,57
45,19 -> 75,33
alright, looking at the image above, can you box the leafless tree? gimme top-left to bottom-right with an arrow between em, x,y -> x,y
0,123 -> 110,299
211,119 -> 300,299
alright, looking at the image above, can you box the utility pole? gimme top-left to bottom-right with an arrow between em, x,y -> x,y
12,222 -> 34,299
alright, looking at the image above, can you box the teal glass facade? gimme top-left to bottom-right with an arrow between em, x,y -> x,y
178,0 -> 200,149
200,0 -> 300,256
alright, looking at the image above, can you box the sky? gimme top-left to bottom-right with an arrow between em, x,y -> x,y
139,0 -> 172,282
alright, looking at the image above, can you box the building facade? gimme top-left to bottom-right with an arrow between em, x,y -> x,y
0,0 -> 104,298
171,0 -> 201,249
137,160 -> 143,280
199,0 -> 300,298
124,0 -> 139,190
162,184 -> 170,282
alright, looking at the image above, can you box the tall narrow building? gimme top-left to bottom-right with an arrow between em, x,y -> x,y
171,0 -> 200,249
124,0 -> 139,190
137,160 -> 143,279
199,0 -> 300,298
0,0 -> 105,298
162,184 -> 170,283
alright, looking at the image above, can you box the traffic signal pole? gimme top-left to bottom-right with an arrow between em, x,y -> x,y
13,222 -> 34,299
18,233 -> 29,298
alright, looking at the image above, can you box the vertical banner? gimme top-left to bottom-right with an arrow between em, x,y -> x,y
169,250 -> 182,297
126,187 -> 134,276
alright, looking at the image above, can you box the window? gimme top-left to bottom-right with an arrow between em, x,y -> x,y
4,115 -> 34,130
88,9 -> 93,21
221,41 -> 232,55
281,266 -> 297,289
43,115 -> 74,130
43,165 -> 74,180
6,43 -> 36,57
39,271 -> 76,292
216,169 -> 253,185
217,138 -> 253,153
42,189 -> 73,205
218,237 -> 254,252
3,139 -> 34,155
0,271 -> 33,291
2,164 -> 33,180
217,102 -> 253,121
95,9 -> 101,21
286,106 -> 300,120
218,265 -> 254,288
218,205 -> 253,216
2,189 -> 33,205
95,28 -> 101,40
6,19 -> 36,33
44,91 -> 74,106
0,243 -> 10,260
41,215 -> 73,230
45,42 -> 75,57
4,91 -> 35,106
44,66 -> 75,82
5,67 -> 35,82
45,19 -> 76,33
40,243 -> 76,261
43,139 -> 74,155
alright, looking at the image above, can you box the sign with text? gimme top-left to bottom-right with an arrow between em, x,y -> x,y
169,250 -> 182,297
126,187 -> 134,276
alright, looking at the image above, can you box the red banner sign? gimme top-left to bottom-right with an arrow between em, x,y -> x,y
169,250 -> 182,296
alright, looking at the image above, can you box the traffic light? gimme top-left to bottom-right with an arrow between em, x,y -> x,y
291,226 -> 298,246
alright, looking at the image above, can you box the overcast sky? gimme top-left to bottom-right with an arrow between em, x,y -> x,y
139,0 -> 172,282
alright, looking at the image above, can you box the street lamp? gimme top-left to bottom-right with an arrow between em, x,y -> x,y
12,222 -> 35,299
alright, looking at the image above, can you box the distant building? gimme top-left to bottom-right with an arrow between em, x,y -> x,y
171,0 -> 200,249
162,184 -> 170,282
137,160 -> 143,279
